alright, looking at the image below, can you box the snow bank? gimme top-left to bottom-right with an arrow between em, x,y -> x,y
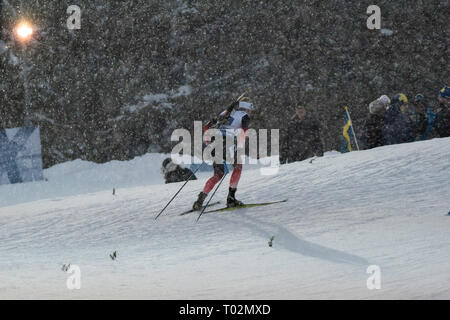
0,152 -> 278,208
0,153 -> 172,208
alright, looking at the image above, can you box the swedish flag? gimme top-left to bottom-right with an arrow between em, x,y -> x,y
341,106 -> 354,153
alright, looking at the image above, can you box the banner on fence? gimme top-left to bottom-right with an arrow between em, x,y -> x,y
0,127 -> 44,185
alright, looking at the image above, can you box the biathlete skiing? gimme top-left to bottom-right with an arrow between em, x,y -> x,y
192,97 -> 254,210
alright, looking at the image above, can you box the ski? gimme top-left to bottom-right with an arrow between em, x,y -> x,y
202,199 -> 288,214
179,201 -> 221,216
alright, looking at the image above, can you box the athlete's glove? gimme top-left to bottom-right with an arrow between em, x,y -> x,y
204,118 -> 218,131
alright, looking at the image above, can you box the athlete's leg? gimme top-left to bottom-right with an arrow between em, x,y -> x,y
193,136 -> 226,210
227,145 -> 244,207
229,163 -> 242,189
193,163 -> 224,210
203,163 -> 224,194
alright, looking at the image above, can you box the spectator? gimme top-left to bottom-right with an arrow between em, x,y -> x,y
382,93 -> 414,145
281,106 -> 324,163
161,157 -> 197,184
410,94 -> 436,141
378,95 -> 391,110
435,86 -> 450,138
362,99 -> 386,149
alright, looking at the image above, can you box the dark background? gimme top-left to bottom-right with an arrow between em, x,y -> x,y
1,0 -> 448,168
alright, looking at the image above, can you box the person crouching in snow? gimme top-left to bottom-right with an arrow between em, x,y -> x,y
161,157 -> 197,184
192,98 -> 254,210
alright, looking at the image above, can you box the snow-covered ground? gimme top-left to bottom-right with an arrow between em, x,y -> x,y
0,138 -> 449,299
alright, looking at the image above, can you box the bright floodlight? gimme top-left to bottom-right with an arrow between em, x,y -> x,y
15,22 -> 33,41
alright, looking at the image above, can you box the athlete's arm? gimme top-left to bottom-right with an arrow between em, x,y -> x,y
237,114 -> 250,148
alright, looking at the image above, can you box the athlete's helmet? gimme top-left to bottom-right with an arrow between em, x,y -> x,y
238,99 -> 254,111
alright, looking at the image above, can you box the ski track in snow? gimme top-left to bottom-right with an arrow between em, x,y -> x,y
0,138 -> 449,299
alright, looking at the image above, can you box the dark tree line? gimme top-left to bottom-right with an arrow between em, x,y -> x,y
0,0 -> 448,168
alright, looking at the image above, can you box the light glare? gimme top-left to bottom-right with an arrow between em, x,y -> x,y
16,22 -> 33,41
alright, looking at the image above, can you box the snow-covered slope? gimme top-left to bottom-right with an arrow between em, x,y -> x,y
0,138 -> 449,299
0,153 -> 206,208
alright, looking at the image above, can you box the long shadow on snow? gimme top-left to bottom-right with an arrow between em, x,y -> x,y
212,211 -> 368,266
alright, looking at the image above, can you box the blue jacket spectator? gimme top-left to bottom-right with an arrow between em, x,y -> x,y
382,94 -> 414,145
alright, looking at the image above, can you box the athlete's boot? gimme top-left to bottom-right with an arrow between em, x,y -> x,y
192,192 -> 207,211
226,187 -> 244,207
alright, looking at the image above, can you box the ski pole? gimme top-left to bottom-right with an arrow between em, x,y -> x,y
197,166 -> 228,222
155,161 -> 206,220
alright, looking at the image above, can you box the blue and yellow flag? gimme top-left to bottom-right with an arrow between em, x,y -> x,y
341,106 -> 354,153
